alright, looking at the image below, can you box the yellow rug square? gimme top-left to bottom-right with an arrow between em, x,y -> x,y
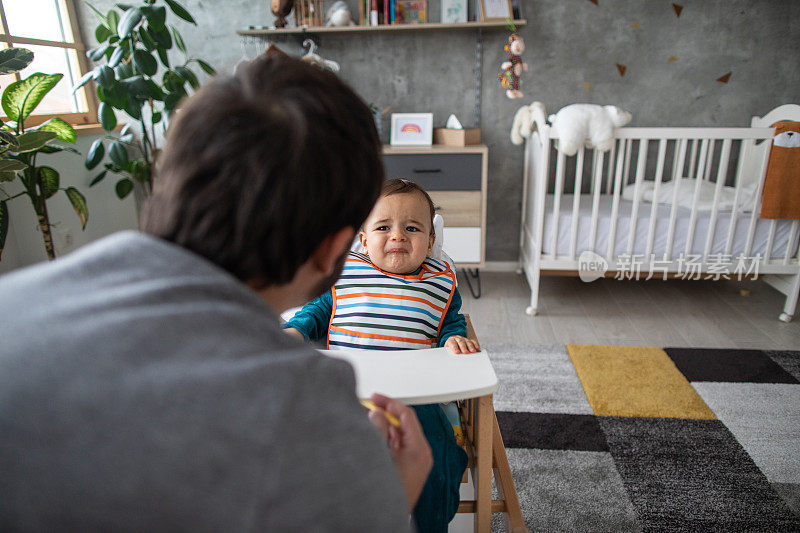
567,344 -> 716,419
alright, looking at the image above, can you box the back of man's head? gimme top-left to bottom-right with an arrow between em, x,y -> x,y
141,52 -> 383,288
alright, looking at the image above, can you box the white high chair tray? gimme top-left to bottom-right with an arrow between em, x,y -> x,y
320,347 -> 498,405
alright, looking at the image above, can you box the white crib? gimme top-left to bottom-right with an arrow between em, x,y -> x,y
518,104 -> 800,322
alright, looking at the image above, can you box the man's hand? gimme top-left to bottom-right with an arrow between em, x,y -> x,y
367,393 -> 433,510
283,327 -> 304,340
444,335 -> 480,354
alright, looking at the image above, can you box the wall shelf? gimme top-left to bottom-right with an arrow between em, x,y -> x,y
237,19 -> 526,36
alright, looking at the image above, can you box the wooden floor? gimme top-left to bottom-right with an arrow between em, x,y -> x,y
457,271 -> 800,350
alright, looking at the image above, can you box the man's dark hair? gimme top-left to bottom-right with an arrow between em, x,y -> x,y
380,178 -> 435,234
141,52 -> 383,288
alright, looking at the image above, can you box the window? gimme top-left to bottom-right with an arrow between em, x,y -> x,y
0,0 -> 97,129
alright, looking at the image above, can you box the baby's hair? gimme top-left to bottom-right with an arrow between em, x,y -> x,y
380,178 -> 435,234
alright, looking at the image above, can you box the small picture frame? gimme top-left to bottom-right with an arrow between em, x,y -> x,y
479,0 -> 512,21
390,113 -> 433,146
441,0 -> 467,23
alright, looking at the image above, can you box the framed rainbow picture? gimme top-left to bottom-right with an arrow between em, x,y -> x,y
390,113 -> 433,146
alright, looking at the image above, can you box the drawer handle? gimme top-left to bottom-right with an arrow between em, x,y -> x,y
412,168 -> 442,173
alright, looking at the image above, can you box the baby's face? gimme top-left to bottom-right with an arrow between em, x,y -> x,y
359,192 -> 434,274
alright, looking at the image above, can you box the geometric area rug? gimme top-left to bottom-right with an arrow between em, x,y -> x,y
488,343 -> 800,532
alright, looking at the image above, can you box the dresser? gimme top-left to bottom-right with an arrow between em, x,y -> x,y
382,144 -> 487,269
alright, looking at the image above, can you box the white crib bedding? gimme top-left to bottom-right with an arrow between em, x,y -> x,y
540,194 -> 800,260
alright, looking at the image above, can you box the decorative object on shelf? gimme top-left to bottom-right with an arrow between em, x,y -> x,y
441,0 -> 467,23
325,0 -> 355,26
498,25 -> 527,99
547,103 -> 632,156
394,0 -> 426,23
0,48 -> 87,261
479,0 -> 512,21
295,0 -> 323,26
390,113 -> 433,146
300,38 -> 340,72
434,114 -> 480,146
76,0 -> 216,200
509,101 -> 546,145
271,0 -> 294,28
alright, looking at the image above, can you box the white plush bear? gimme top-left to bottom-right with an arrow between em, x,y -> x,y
510,101 -> 547,145
548,104 -> 632,156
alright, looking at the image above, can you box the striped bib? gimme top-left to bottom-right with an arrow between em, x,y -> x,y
328,252 -> 457,351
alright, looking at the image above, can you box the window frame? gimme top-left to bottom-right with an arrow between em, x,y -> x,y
0,0 -> 101,132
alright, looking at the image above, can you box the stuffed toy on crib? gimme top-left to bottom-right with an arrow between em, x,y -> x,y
498,33 -> 527,99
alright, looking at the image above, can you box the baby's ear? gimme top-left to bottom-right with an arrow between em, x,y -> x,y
358,231 -> 369,253
428,231 -> 435,252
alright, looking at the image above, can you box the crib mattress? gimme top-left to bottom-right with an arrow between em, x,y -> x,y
540,194 -> 800,260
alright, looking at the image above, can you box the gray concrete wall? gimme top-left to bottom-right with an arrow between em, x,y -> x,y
7,0 -> 794,270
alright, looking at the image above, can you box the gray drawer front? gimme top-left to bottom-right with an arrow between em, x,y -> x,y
383,153 -> 482,191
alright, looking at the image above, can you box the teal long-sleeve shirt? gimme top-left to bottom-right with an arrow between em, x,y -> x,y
283,286 -> 468,347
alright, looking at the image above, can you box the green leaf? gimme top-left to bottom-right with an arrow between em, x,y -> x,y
0,159 -> 26,172
109,141 -> 129,168
38,143 -> 80,155
107,9 -> 121,32
36,118 -> 76,144
170,25 -> 186,55
89,170 -> 107,186
132,49 -> 157,76
87,3 -> 109,26
65,187 -> 88,229
38,166 -> 59,199
108,46 -> 125,68
99,102 -> 117,131
174,65 -> 198,89
162,70 -> 184,92
157,47 -> 170,68
144,79 -> 165,100
164,91 -> 183,111
120,122 -> 134,136
116,3 -> 133,10
119,133 -> 134,143
0,170 -> 18,182
115,61 -> 133,80
115,178 -> 134,199
14,131 -> 58,152
124,96 -> 142,120
195,59 -> 216,76
101,81 -> 128,109
93,65 -> 115,88
151,111 -> 162,124
117,8 -> 143,38
142,6 -> 166,28
120,75 -> 150,98
86,138 -> 105,169
95,24 -> 114,43
0,200 -> 7,259
139,26 -> 157,50
0,129 -> 19,148
151,26 -> 173,49
164,0 -> 196,24
88,43 -> 111,61
72,70 -> 94,94
2,73 -> 64,122
0,48 -> 34,75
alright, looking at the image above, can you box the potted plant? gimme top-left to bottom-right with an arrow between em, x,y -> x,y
74,0 -> 216,199
0,48 -> 87,261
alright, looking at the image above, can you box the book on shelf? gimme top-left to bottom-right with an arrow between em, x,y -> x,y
393,0 -> 426,23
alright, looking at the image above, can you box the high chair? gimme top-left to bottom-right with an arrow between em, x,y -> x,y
322,314 -> 527,533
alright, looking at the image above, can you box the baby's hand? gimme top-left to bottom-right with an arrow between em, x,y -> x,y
444,335 -> 480,354
283,327 -> 305,340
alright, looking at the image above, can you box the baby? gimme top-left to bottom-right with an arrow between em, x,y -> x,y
283,178 -> 478,532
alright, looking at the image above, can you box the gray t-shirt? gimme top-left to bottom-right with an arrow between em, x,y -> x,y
0,231 -> 409,531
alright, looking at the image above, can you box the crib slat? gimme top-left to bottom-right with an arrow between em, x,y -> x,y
725,138 -> 752,256
607,144 -> 627,260
765,220 -> 777,261
605,140 -> 616,195
551,149 -> 566,258
589,151 -> 604,253
665,139 -> 688,260
785,221 -> 799,264
685,139 -> 710,256
645,139 -> 668,259
703,139 -> 732,260
627,139 -> 649,256
569,147 -> 585,259
688,139 -> 698,179
623,139 -> 633,186
744,139 -> 772,258
703,140 -> 714,181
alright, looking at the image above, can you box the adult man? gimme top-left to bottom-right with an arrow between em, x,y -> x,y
0,53 -> 431,530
